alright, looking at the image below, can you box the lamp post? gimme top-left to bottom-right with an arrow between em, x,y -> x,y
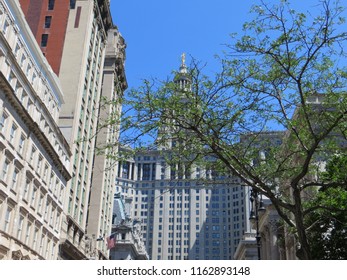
249,188 -> 265,260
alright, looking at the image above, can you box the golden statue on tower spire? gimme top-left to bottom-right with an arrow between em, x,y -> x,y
181,53 -> 186,67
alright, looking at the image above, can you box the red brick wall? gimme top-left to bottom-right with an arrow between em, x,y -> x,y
19,0 -> 70,76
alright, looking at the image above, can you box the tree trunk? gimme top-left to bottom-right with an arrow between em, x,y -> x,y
293,189 -> 311,259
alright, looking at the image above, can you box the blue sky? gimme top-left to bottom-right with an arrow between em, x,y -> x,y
110,0 -> 345,89
110,0 -> 254,88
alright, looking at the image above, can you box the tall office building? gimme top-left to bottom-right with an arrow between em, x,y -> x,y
116,153 -> 246,260
86,28 -> 127,259
115,59 -> 246,260
18,0 -> 118,259
0,0 -> 71,259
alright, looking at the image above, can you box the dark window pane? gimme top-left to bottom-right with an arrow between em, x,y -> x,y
48,0 -> 55,10
41,34 -> 48,47
44,16 -> 52,28
70,0 -> 76,9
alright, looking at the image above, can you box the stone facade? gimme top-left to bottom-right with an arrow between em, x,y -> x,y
18,0 -> 116,259
1,0 -> 125,260
86,27 -> 127,259
109,193 -> 148,260
0,0 -> 71,260
116,149 -> 246,260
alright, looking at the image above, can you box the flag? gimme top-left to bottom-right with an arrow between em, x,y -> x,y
106,234 -> 116,250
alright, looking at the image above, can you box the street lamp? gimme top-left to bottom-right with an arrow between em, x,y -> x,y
249,188 -> 265,260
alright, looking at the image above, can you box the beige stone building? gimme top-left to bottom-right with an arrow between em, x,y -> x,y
51,0 -> 114,259
116,146 -> 246,261
0,0 -> 71,260
85,27 -> 127,260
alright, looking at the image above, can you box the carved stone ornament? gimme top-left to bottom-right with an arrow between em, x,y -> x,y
11,250 -> 23,260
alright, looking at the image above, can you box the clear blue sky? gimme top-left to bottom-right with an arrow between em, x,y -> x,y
110,0 -> 344,89
110,0 -> 254,88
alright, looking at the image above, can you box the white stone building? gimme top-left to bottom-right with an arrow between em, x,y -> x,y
0,0 -> 71,260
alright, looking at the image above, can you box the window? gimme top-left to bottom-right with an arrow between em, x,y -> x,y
79,210 -> 83,224
33,228 -> 39,250
38,194 -> 44,213
44,16 -> 52,28
37,155 -> 43,173
31,187 -> 37,207
2,20 -> 9,35
48,0 -> 55,10
9,72 -> 16,88
45,202 -> 50,220
142,164 -> 151,180
40,234 -> 45,255
49,172 -> 54,190
1,159 -> 10,182
26,64 -> 31,76
55,213 -> 60,228
0,111 -> 8,133
20,54 -> 26,67
11,168 -> 19,189
41,34 -> 49,47
51,242 -> 56,259
23,179 -> 30,201
67,197 -> 73,214
70,0 -> 76,9
18,134 -> 25,153
30,146 -> 36,165
3,207 -> 12,232
51,208 -> 55,226
43,164 -> 49,180
25,222 -> 32,245
17,215 -> 24,239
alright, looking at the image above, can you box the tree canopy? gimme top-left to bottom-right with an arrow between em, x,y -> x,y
306,154 -> 347,259
102,0 -> 347,259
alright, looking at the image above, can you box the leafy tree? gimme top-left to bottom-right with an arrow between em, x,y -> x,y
103,0 -> 347,259
306,155 -> 347,259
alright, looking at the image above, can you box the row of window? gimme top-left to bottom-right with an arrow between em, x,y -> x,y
1,161 -> 62,228
1,12 -> 61,120
61,13 -> 107,240
0,10 -> 69,165
0,115 -> 65,200
70,22 -> 105,222
46,0 -> 76,11
120,161 -> 241,181
1,201 -> 58,259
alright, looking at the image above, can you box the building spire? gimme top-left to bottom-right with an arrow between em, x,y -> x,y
180,53 -> 187,74
174,53 -> 191,90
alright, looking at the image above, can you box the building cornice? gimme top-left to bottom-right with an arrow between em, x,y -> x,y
0,73 -> 71,181
96,0 -> 113,32
4,0 -> 65,104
